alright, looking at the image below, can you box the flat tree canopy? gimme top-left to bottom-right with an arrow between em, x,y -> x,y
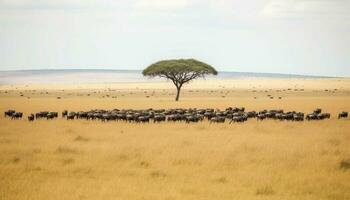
143,59 -> 218,101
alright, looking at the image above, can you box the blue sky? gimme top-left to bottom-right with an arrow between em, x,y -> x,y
0,0 -> 349,76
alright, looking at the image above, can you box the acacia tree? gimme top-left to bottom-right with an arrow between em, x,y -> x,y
142,59 -> 218,101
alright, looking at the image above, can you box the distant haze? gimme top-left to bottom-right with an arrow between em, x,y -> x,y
0,1 -> 349,77
0,69 -> 331,85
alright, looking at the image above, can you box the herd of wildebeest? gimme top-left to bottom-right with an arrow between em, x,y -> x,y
3,108 -> 348,123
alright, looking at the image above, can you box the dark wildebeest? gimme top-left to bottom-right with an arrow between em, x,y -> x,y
48,112 -> 58,119
293,113 -> 304,121
28,114 -> 35,121
230,115 -> 248,123
306,113 -> 318,120
76,111 -> 88,119
126,114 -> 134,122
317,113 -> 330,120
204,111 -> 215,120
154,114 -> 166,123
136,116 -> 150,123
46,113 -> 54,120
338,112 -> 348,119
116,113 -> 127,121
36,111 -> 49,119
185,115 -> 200,123
11,112 -> 23,119
167,114 -> 182,122
257,113 -> 267,121
314,108 -> 322,114
245,111 -> 257,118
67,112 -> 76,120
210,116 -> 225,123
101,113 -> 112,122
5,110 -> 16,117
62,110 -> 68,118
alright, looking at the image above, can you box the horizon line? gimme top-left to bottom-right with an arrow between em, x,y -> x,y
0,68 -> 343,78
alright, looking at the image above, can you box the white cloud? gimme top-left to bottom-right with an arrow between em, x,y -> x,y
2,0 -> 348,21
135,0 -> 190,10
261,0 -> 350,17
0,0 -> 128,10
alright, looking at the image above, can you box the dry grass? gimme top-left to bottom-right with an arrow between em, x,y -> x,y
256,185 -> 275,196
0,79 -> 350,200
340,160 -> 350,170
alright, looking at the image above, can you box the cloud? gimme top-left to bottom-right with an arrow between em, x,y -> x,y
0,0 -> 195,11
1,0 -> 347,22
0,0 -> 128,10
135,0 -> 190,10
261,0 -> 350,17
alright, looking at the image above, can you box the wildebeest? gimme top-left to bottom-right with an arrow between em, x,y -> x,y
154,114 -> 166,123
306,113 -> 318,120
228,112 -> 248,123
314,108 -> 322,114
101,113 -> 112,122
204,111 -> 215,120
306,112 -> 330,120
11,112 -> 23,119
4,110 -> 16,117
136,116 -> 150,123
126,114 -> 135,122
167,114 -> 182,122
28,114 -> 35,121
35,111 -> 49,119
245,111 -> 257,118
210,116 -> 225,123
62,110 -> 68,117
230,115 -> 248,123
317,113 -> 330,120
46,112 -> 58,120
76,111 -> 88,119
116,113 -> 127,121
338,111 -> 348,119
257,113 -> 267,121
293,113 -> 304,121
67,112 -> 76,120
226,107 -> 245,112
185,115 -> 201,123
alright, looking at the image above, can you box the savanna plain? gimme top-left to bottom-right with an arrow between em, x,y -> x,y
0,78 -> 350,200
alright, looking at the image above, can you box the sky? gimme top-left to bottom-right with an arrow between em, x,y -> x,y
0,0 -> 349,76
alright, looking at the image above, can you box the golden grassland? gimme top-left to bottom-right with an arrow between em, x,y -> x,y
0,78 -> 350,200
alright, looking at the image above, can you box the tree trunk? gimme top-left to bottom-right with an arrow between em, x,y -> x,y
175,86 -> 181,101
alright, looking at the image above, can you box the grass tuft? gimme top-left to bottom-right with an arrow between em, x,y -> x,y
12,157 -> 20,164
215,177 -> 228,184
62,158 -> 75,165
150,171 -> 166,178
256,185 -> 275,195
74,136 -> 89,142
55,146 -> 78,154
340,159 -> 350,170
139,161 -> 150,168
